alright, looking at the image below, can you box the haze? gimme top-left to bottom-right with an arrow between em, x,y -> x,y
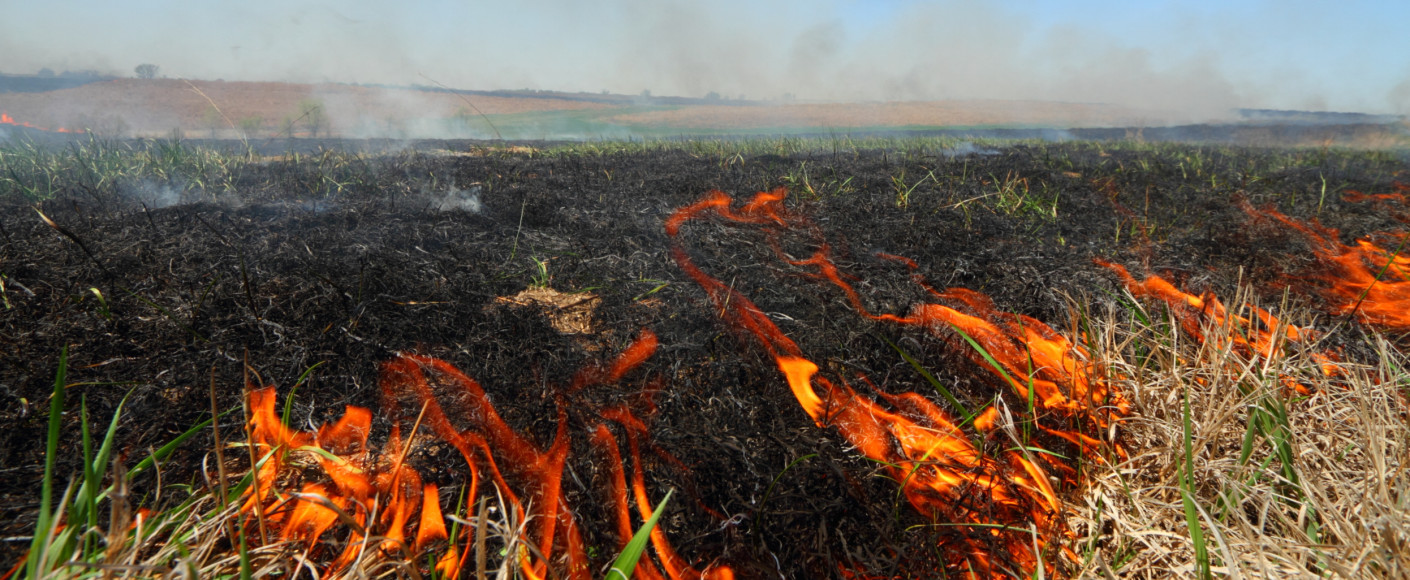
3,0 -> 1409,117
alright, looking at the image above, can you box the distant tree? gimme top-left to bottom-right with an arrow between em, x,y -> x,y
37,68 -> 54,78
237,116 -> 263,139
201,106 -> 223,138
640,89 -> 651,98
705,91 -> 721,101
297,98 -> 328,138
134,64 -> 159,79
279,115 -> 298,138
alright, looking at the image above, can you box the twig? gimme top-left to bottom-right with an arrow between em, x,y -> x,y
182,79 -> 247,149
34,206 -> 113,280
242,350 -> 270,546
418,73 -> 503,140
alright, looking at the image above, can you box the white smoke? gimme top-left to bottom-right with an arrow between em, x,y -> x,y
2,0 -> 1405,117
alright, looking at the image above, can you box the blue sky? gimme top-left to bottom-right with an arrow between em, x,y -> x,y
3,0 -> 1408,114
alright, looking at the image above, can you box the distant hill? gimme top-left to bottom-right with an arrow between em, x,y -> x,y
0,71 -> 115,93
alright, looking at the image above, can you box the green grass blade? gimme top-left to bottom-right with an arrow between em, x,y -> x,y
758,453 -> 815,527
605,488 -> 673,580
126,408 -> 236,480
1181,385 -> 1211,580
880,335 -> 972,420
281,361 -> 326,428
28,346 -> 67,580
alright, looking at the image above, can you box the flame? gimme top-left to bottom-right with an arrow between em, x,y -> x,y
1245,204 -> 1410,333
592,409 -> 734,580
666,188 -> 1122,577
794,249 -> 1128,457
1343,181 -> 1409,206
1095,260 -> 1342,390
0,111 -> 84,133
240,330 -> 731,579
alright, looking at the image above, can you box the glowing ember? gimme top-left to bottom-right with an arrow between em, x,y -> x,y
240,330 -> 731,579
1247,204 -> 1410,333
666,187 -> 1119,577
1095,260 -> 1342,390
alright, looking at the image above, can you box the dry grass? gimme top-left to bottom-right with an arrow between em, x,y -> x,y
1067,287 -> 1409,579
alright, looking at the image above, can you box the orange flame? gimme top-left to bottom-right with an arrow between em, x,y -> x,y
1095,259 -> 1342,391
794,249 -> 1128,457
1342,181 -> 1409,206
240,330 -> 731,579
0,111 -> 84,133
1246,204 -> 1410,333
593,409 -> 734,580
666,188 -> 1118,578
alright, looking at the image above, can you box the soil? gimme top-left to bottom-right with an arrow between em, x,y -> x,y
1,140 -> 1406,576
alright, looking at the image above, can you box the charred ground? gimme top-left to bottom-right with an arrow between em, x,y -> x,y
1,138 -> 1406,576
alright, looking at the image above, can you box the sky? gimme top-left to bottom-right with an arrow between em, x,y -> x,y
3,0 -> 1409,116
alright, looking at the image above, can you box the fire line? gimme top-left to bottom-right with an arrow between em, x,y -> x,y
667,187 -> 1128,578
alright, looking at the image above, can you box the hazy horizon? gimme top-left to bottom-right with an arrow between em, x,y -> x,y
3,0 -> 1409,118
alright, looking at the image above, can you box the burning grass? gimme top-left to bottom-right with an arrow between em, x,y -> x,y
13,288 -> 1405,579
1068,286 -> 1409,579
3,136 -> 1409,578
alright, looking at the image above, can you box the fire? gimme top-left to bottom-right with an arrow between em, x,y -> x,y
1342,181 -> 1409,205
667,187 -> 1125,577
792,249 -> 1128,458
240,330 -> 732,579
1094,260 -> 1342,391
0,111 -> 83,133
1248,203 -> 1410,333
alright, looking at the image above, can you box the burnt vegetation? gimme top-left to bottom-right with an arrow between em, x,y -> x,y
1,135 -> 1407,577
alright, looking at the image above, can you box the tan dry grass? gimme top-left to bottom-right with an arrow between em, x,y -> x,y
1067,289 -> 1409,579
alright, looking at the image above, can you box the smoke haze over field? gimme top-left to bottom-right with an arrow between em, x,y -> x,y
2,0 -> 1409,116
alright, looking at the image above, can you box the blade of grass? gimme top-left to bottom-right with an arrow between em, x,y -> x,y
605,488 -> 673,580
1180,384 -> 1212,580
880,335 -> 973,420
28,346 -> 67,580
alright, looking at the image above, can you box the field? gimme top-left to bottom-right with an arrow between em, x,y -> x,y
5,77 -> 1408,145
0,134 -> 1407,579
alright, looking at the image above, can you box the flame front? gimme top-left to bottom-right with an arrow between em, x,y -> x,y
1246,203 -> 1410,333
1094,259 -> 1343,390
0,111 -> 83,133
667,188 -> 1126,577
239,330 -> 732,579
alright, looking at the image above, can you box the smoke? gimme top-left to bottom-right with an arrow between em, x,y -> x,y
3,0 -> 1406,119
121,180 -> 185,208
943,142 -> 999,157
1391,74 -> 1410,115
432,185 -> 482,213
